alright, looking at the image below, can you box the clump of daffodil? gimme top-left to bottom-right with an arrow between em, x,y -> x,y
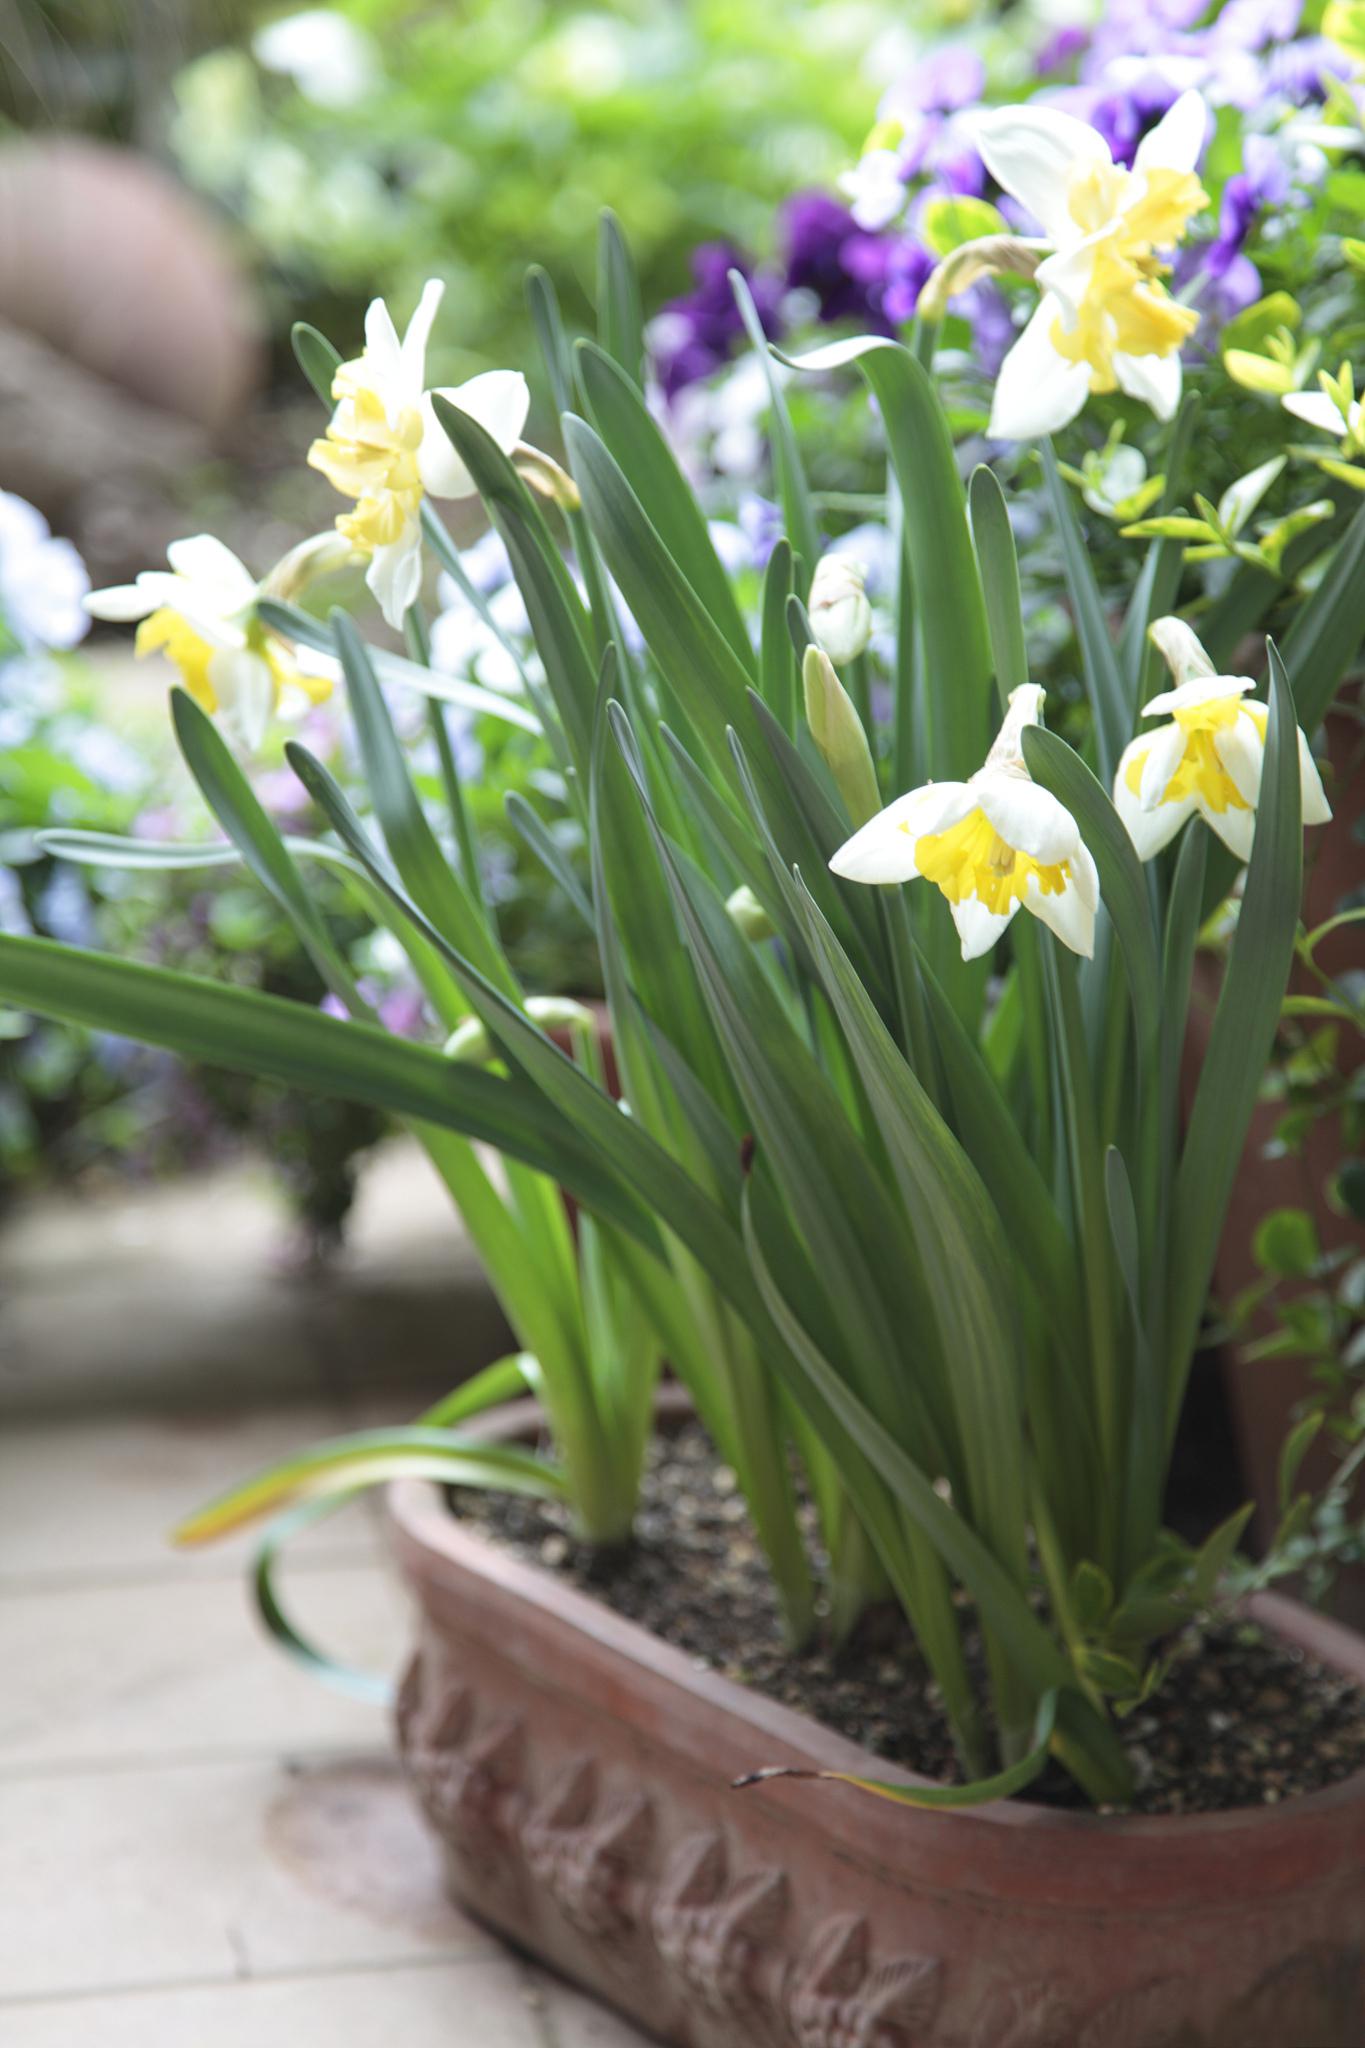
1282,362 -> 1365,490
308,278 -> 529,631
960,92 -> 1209,439
85,536 -> 332,752
830,685 -> 1099,960
1114,617 -> 1331,863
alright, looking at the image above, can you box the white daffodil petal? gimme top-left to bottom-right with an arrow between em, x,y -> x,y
362,295 -> 404,394
828,783 -> 974,883
985,683 -> 1047,767
950,893 -> 1017,961
1115,746 -> 1195,859
1138,719 -> 1186,810
366,526 -> 424,631
165,535 -> 256,606
971,105 -> 1110,241
1282,390 -> 1346,437
1298,732 -> 1332,825
131,574 -> 246,648
1112,349 -> 1182,423
1213,712 -> 1265,809
1142,674 -> 1252,718
1024,867 -> 1095,958
974,770 -> 1079,864
84,582 -> 154,623
1132,89 -> 1207,179
418,372 -> 531,498
1073,839 -> 1100,913
988,297 -> 1092,441
399,278 -> 445,401
1200,797 -> 1255,863
209,648 -> 275,753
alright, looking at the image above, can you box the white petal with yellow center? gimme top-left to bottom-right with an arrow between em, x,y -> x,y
827,782 -> 974,883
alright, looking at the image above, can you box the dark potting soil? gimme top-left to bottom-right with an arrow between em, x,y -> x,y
455,1422 -> 1365,1815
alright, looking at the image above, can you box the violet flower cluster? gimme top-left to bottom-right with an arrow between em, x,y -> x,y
649,0 -> 1354,403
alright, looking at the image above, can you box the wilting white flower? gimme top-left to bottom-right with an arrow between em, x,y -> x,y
85,536 -> 330,751
1114,616 -> 1332,862
809,554 -> 873,666
973,91 -> 1209,439
308,280 -> 529,630
830,685 -> 1099,960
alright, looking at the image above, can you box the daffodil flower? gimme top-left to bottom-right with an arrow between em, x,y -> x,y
1114,617 -> 1331,862
829,685 -> 1099,960
308,279 -> 529,630
973,92 -> 1209,439
85,536 -> 331,751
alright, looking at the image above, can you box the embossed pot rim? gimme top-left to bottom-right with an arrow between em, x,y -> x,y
385,1396 -> 1365,1917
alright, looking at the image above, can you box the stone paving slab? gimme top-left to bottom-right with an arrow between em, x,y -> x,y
0,1392 -> 655,2045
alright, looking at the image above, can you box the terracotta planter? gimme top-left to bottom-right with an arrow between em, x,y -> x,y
387,1402 -> 1365,2048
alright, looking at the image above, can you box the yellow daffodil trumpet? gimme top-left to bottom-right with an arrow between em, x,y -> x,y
829,685 -> 1099,959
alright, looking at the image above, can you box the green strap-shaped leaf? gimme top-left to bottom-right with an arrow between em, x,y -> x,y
525,263 -> 578,415
778,335 -> 991,784
0,933 -> 658,1245
503,791 -> 594,930
735,1690 -> 1058,1808
564,413 -> 752,773
430,398 -> 599,786
1168,643 -> 1304,1418
1281,494 -> 1365,733
759,540 -> 797,733
576,338 -> 754,674
168,688 -> 361,1009
258,596 -> 541,734
1021,725 -> 1161,1068
291,320 -> 341,405
968,464 -> 1027,709
332,610 -> 518,1005
597,208 -> 645,387
731,272 -> 819,579
1040,441 -> 1131,784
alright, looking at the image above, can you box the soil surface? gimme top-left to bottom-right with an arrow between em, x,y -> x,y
456,1423 -> 1365,1815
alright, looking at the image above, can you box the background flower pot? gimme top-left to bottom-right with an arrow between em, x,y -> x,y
387,1400 -> 1365,2048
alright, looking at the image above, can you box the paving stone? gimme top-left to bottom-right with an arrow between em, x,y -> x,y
0,1755 -> 492,2002
0,1402 -> 367,1586
0,1958 -> 543,2045
537,1972 -> 657,2047
0,1561 -> 408,1768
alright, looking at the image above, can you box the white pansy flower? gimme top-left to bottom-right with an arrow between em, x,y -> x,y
308,279 -> 529,630
1114,616 -> 1332,862
830,685 -> 1099,960
973,91 -> 1209,439
85,536 -> 331,752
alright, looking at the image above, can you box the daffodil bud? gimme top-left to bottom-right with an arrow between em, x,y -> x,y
803,645 -> 881,827
513,443 -> 582,510
445,995 -> 595,1068
1148,616 -> 1217,687
809,554 -> 873,666
260,531 -> 362,604
917,234 -> 1048,324
444,1016 -> 494,1065
726,884 -> 776,942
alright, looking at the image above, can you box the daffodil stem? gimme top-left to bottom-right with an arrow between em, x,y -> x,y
404,602 -> 491,931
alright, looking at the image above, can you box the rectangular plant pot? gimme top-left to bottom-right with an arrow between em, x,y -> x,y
387,1402 -> 1365,2048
